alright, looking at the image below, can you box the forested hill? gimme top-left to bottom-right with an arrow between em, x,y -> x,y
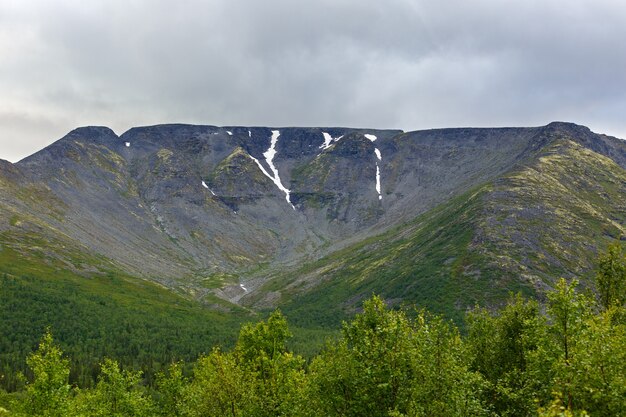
1,255 -> 625,416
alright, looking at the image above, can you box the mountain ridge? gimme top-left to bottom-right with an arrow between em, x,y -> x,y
2,121 -> 626,319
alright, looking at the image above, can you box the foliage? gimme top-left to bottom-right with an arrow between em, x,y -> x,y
466,294 -> 545,416
595,241 -> 626,310
0,268 -> 245,391
537,395 -> 589,417
568,308 -> 626,415
234,310 -> 306,417
154,362 -> 187,417
309,296 -> 484,417
3,243 -> 626,416
72,358 -> 153,417
18,331 -> 71,417
544,279 -> 592,411
182,349 -> 249,417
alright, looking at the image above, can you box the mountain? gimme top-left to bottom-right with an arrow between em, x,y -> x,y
2,122 -> 626,325
3,120 -> 626,388
255,129 -> 626,325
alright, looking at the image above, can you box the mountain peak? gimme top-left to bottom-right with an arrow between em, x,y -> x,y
543,121 -> 593,136
539,122 -> 626,169
0,159 -> 22,183
67,126 -> 119,139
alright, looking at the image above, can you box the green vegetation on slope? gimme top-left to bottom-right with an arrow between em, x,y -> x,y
0,239 -> 249,391
478,139 -> 626,286
250,139 -> 626,329
252,185 -> 531,328
3,258 -> 626,416
0,229 -> 334,391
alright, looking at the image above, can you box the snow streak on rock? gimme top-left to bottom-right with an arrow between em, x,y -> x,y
250,155 -> 273,181
320,132 -> 333,149
202,181 -> 216,196
364,134 -> 383,200
249,130 -> 295,210
248,130 -> 252,138
226,131 -> 233,136
240,283 -> 248,292
374,147 -> 382,199
264,130 -> 295,209
375,164 -> 382,200
320,132 -> 343,150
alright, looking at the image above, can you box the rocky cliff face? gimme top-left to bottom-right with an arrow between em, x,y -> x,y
3,122 -> 626,311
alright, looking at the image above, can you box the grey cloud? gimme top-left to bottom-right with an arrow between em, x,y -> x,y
2,0 -> 626,162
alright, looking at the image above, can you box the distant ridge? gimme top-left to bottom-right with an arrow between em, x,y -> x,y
2,121 -> 626,324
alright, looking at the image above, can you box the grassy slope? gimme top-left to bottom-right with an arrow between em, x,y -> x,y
477,139 -> 626,287
259,186 -> 509,329
255,139 -> 626,329
0,221 -> 250,389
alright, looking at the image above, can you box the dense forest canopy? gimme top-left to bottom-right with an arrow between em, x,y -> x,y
1,243 -> 625,416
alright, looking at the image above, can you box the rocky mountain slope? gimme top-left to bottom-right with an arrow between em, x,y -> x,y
1,121 -> 625,323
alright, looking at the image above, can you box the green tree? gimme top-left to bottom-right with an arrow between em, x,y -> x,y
567,308 -> 626,415
235,310 -> 292,365
596,241 -> 626,310
20,330 -> 71,417
183,348 -> 249,417
405,311 -> 485,417
537,394 -> 589,417
309,296 -> 483,417
73,358 -> 153,417
234,310 -> 306,417
466,294 -> 545,416
544,279 -> 592,413
309,296 -> 415,417
154,362 -> 187,417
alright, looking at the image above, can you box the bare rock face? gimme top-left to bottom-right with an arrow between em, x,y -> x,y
4,121 -> 626,308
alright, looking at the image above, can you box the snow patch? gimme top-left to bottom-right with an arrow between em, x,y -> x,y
250,155 -> 274,181
240,283 -> 248,292
376,163 -> 382,200
125,142 -> 130,147
249,130 -> 295,210
364,134 -> 377,142
320,132 -> 333,149
248,130 -> 252,138
263,130 -> 295,210
202,181 -> 216,196
226,131 -> 233,135
320,132 -> 344,150
370,145 -> 382,200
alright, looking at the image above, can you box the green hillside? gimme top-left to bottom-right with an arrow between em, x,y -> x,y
0,237 -> 248,391
253,139 -> 626,328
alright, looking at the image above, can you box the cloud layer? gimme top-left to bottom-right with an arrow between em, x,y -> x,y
2,0 -> 626,161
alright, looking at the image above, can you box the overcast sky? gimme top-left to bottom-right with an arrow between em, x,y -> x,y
2,0 -> 626,162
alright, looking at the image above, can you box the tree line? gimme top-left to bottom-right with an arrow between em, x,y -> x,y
1,242 -> 625,416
